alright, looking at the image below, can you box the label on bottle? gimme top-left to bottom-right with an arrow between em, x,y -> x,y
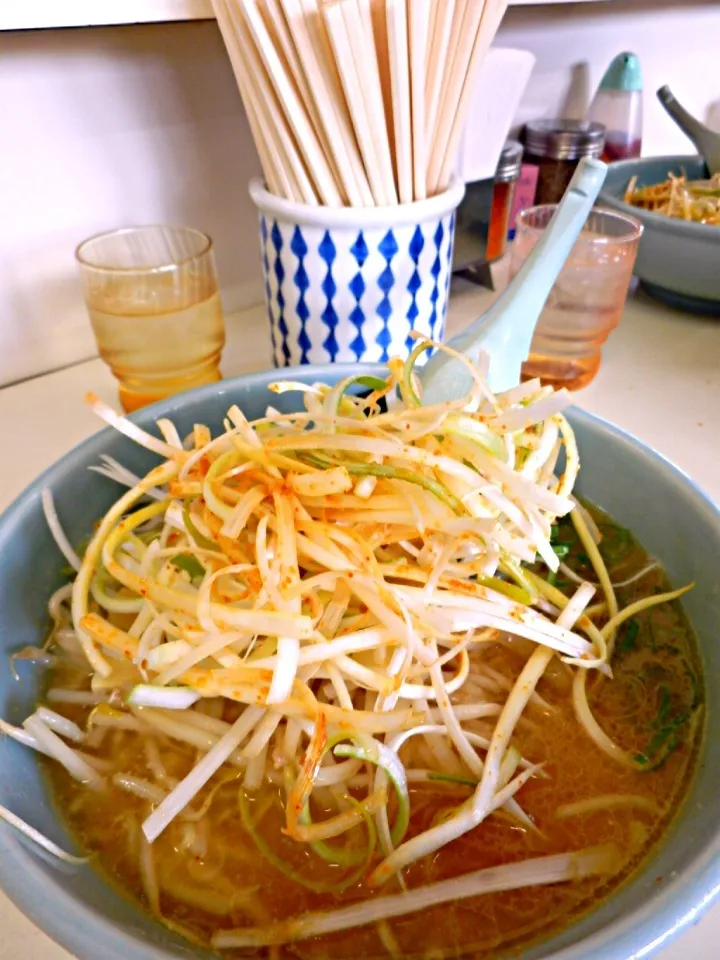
507,164 -> 539,240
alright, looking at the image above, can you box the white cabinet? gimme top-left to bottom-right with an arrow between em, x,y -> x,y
0,0 -> 610,32
0,1 -> 214,30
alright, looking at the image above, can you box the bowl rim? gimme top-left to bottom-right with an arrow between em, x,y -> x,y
599,153 -> 719,242
1,366 -> 719,960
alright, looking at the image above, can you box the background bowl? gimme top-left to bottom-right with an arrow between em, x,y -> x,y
1,367 -> 720,960
599,154 -> 720,316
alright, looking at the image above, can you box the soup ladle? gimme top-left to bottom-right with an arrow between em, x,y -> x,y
657,85 -> 720,176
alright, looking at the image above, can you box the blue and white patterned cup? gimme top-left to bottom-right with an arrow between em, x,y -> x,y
250,178 -> 465,367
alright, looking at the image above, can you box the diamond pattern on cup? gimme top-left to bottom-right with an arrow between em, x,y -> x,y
348,231 -> 369,362
270,220 -> 290,365
405,225 -> 425,351
252,190 -> 461,368
376,229 -> 399,361
290,226 -> 311,364
259,215 -> 279,365
428,220 -> 445,342
349,272 -> 367,362
318,230 -> 339,362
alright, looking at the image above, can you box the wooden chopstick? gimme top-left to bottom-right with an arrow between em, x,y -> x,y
289,0 -> 374,205
424,0 -> 456,153
343,0 -> 397,205
385,0 -> 412,203
212,0 -> 279,195
408,0 -> 430,200
241,0 -> 342,206
366,0 -> 395,166
215,0 -> 508,205
323,0 -> 386,205
214,0 -> 309,201
261,0 -> 340,186
354,0 -> 398,206
435,0 -> 508,191
426,0 -> 476,193
236,0 -> 320,203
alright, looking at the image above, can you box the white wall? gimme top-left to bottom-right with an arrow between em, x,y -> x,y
0,22 -> 263,386
1,1 -> 718,386
499,0 -> 720,152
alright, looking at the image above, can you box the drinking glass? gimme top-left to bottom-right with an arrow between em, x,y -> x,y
76,225 -> 226,412
510,206 -> 642,390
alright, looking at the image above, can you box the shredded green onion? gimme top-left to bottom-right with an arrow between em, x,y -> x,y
239,789 -> 374,892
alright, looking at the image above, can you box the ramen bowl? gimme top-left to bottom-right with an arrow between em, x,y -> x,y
599,154 -> 720,315
0,366 -> 719,960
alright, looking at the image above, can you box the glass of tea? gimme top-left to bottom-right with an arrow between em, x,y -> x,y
76,225 -> 226,412
510,206 -> 642,391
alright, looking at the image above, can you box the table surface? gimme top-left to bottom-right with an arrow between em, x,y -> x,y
1,279 -> 719,960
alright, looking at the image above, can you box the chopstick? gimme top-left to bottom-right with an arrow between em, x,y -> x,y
352,0 -> 398,204
241,0 -> 342,206
212,0 -> 279,194
290,0 -> 374,205
323,0 -> 387,205
408,0 -> 430,200
385,0 -> 412,203
424,0 -> 456,151
214,0 -> 509,206
427,0 -> 481,194
435,0 -> 508,191
214,0 -> 310,202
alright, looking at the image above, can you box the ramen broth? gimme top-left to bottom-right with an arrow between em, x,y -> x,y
42,504 -> 702,959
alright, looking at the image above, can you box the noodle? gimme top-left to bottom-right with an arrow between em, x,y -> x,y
4,342 -> 702,957
624,171 -> 720,225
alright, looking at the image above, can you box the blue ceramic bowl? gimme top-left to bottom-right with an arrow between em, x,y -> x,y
599,154 -> 720,315
1,367 -> 719,960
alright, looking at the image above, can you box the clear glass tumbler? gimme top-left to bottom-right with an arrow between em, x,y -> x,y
510,206 -> 642,390
76,225 -> 226,413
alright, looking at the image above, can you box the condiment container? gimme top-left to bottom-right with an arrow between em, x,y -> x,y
523,119 -> 606,205
507,163 -> 539,241
250,178 -> 465,366
453,141 -> 524,272
588,52 -> 643,162
486,140 -> 523,261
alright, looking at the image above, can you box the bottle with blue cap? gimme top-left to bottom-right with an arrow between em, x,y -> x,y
587,52 -> 643,161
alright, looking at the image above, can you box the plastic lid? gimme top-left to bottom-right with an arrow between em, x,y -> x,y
523,120 -> 606,161
598,52 -> 643,93
495,140 -> 523,181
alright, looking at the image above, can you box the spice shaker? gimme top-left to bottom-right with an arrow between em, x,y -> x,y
587,52 -> 643,161
453,140 -> 524,273
523,119 -> 606,205
486,140 -> 523,261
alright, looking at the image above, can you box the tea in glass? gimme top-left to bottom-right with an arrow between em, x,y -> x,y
76,226 -> 225,412
511,207 -> 642,390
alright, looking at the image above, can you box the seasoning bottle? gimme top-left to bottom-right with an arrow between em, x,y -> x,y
523,119 -> 606,205
588,52 -> 643,162
507,163 -> 539,242
486,140 -> 523,262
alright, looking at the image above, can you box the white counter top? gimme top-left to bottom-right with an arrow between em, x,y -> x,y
1,280 -> 719,959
